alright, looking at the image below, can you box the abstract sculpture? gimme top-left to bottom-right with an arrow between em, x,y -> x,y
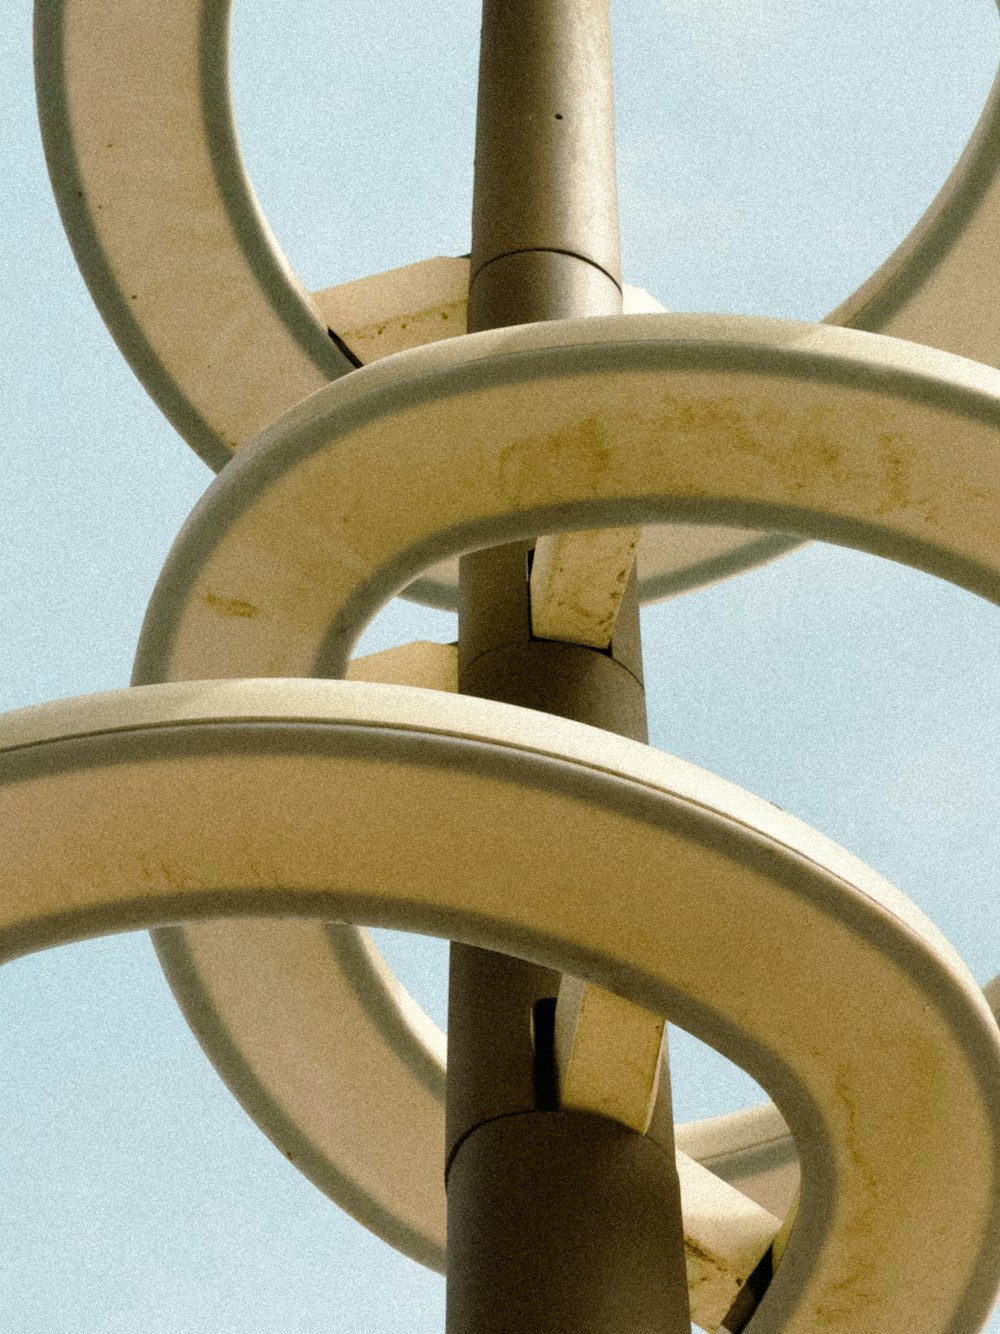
11,1 -> 1000,1329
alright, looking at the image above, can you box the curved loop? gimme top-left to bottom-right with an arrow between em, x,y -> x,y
314,262 -> 801,608
4,679 -> 1000,1334
38,3 -> 1000,603
34,0 -> 796,604
134,315 -> 1000,1275
34,0 -> 352,469
135,313 -> 1000,692
39,3 -> 1000,470
829,71 -> 1000,363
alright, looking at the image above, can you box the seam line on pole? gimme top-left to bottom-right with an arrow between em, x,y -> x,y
469,247 -> 623,293
460,643 -> 646,695
444,1106 -> 677,1185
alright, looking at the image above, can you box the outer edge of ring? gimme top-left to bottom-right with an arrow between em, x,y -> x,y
3,686 -> 1000,1332
127,317 -> 1000,1291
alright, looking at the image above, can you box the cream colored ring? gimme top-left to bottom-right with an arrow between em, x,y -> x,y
35,0 -> 350,470
134,314 -> 1000,1274
38,2 -> 1000,464
4,678 -> 1000,1333
37,2 -> 1000,604
34,0 -> 795,605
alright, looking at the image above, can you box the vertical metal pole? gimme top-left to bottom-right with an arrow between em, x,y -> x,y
446,3 -> 692,1331
467,0 -> 623,330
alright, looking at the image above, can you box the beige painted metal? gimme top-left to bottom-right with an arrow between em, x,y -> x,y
33,1 -> 1000,1320
315,254 -> 788,613
163,614 -> 786,1305
346,640 -> 458,693
41,2 -> 1000,468
312,254 -> 668,364
828,73 -> 1000,364
555,974 -> 665,1133
36,0 -> 792,607
133,315 -> 1000,1293
34,0 -> 350,471
41,3 -> 1000,604
552,973 -> 777,1331
4,679 -> 1000,1334
312,258 -> 471,365
135,314 -> 1000,698
530,525 -> 643,647
189,635 -> 782,1295
675,1151 -> 781,1331
675,1105 -> 800,1221
550,963 -> 780,1327
315,257 -> 665,625
133,311 -> 1000,662
318,252 -> 555,344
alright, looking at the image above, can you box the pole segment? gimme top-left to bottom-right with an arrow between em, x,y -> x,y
446,2 -> 692,1330
467,0 -> 623,330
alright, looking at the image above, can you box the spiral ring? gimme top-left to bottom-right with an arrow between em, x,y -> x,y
129,314 -> 1000,1304
36,1 -> 1000,606
38,3 -> 1000,464
29,3 -> 1000,1325
4,678 -> 1000,1333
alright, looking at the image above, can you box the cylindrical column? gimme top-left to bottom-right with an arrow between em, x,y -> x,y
447,3 -> 691,1332
446,542 -> 647,1170
448,1112 -> 689,1334
468,0 -> 623,330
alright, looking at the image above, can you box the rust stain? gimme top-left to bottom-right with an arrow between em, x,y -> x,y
203,591 -> 261,619
682,1236 -> 727,1270
155,856 -> 186,889
499,415 -> 614,499
131,852 -> 186,890
869,429 -> 948,529
655,393 -> 750,440
493,388 -> 981,569
657,392 -> 954,534
543,545 -> 636,637
873,432 -> 912,517
650,392 -> 854,499
812,1065 -> 880,1324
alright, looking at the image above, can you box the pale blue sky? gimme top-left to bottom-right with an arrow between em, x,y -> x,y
3,0 -> 1000,1328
